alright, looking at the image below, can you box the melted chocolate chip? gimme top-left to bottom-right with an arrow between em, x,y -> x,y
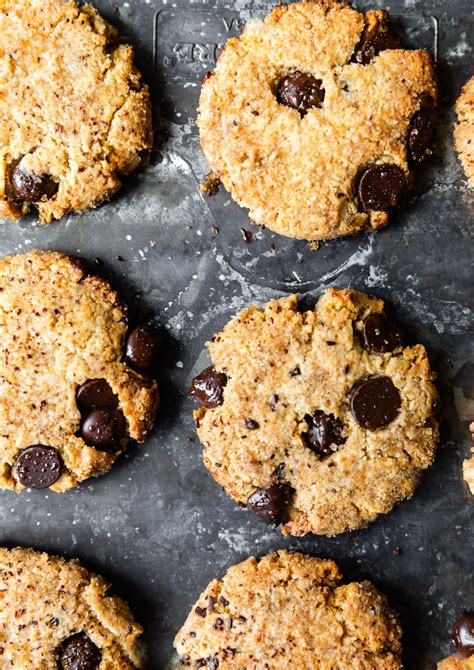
124,324 -> 161,370
452,613 -> 474,658
277,71 -> 325,116
59,633 -> 101,670
247,482 -> 294,523
15,446 -> 63,489
357,164 -> 407,211
245,418 -> 259,430
351,376 -> 401,429
76,379 -> 118,413
352,31 -> 400,65
189,366 -> 227,408
362,314 -> 404,353
10,162 -> 58,203
80,409 -> 124,450
408,108 -> 437,163
302,410 -> 345,456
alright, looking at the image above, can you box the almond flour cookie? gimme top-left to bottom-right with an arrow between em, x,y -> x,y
174,550 -> 403,669
189,289 -> 439,536
0,0 -> 152,224
438,613 -> 474,669
455,76 -> 474,187
0,547 -> 143,668
0,250 -> 160,492
198,0 -> 437,241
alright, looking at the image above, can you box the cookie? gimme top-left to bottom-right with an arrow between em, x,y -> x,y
0,546 -> 143,667
455,76 -> 474,187
174,550 -> 403,669
0,250 -> 159,492
463,422 -> 474,494
198,0 -> 437,240
0,0 -> 152,224
438,613 -> 474,669
189,288 -> 439,536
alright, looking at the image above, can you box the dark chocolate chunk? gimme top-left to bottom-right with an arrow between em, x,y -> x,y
124,323 -> 160,370
245,418 -> 259,430
290,366 -> 301,377
59,633 -> 101,670
302,410 -> 345,456
408,108 -> 437,163
80,409 -> 124,450
352,31 -> 400,65
247,482 -> 294,523
452,612 -> 474,658
357,164 -> 407,211
76,379 -> 118,413
10,162 -> 58,202
189,366 -> 227,408
15,445 -> 63,489
277,71 -> 325,116
362,314 -> 404,353
351,376 -> 401,429
195,606 -> 207,617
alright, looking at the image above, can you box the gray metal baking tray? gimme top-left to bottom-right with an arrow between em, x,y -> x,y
0,0 -> 472,667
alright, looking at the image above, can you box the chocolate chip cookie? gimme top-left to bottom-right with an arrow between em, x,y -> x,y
0,0 -> 152,224
455,76 -> 474,187
438,613 -> 474,669
198,0 -> 437,240
463,422 -> 474,494
174,550 -> 403,669
189,289 -> 439,536
0,250 -> 159,492
0,547 -> 143,667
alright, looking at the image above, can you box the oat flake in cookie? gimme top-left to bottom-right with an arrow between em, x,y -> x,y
175,550 -> 403,669
0,0 -> 152,224
0,547 -> 143,667
0,250 -> 159,492
189,289 -> 439,536
198,0 -> 437,240
455,75 -> 474,187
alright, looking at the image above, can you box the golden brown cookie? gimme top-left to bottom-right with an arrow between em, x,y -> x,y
0,250 -> 159,492
463,422 -> 474,494
174,550 -> 403,669
198,0 -> 437,240
455,76 -> 474,187
0,546 -> 143,667
189,289 -> 439,536
0,0 -> 152,224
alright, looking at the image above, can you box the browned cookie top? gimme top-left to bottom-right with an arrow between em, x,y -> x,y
455,75 -> 474,187
198,0 -> 437,240
190,288 -> 439,536
0,0 -> 152,223
175,550 -> 403,669
0,250 -> 159,492
0,547 -> 143,667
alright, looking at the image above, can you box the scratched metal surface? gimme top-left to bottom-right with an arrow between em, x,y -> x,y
0,0 -> 472,668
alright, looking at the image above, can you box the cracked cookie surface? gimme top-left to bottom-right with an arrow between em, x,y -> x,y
190,288 -> 439,536
0,250 -> 159,492
0,0 -> 152,223
198,0 -> 437,240
174,550 -> 403,669
455,76 -> 474,187
0,547 -> 143,668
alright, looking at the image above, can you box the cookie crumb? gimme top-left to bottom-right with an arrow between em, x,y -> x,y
200,172 -> 221,196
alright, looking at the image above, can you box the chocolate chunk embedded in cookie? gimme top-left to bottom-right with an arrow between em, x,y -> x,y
190,289 -> 439,536
0,547 -> 142,668
198,1 -> 437,240
175,550 -> 403,668
0,0 -> 152,224
0,250 -> 159,492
